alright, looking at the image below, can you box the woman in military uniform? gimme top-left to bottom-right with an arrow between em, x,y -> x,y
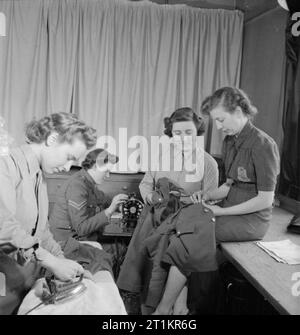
49,148 -> 128,275
198,86 -> 280,242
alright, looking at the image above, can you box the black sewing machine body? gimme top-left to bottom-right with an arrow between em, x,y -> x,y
121,193 -> 144,230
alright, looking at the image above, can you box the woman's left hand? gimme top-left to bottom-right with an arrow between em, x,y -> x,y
202,202 -> 224,216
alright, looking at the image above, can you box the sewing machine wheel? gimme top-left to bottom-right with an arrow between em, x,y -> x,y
121,193 -> 144,225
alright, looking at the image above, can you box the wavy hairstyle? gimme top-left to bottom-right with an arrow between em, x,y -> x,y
25,112 -> 97,149
163,107 -> 205,137
201,87 -> 258,119
81,148 -> 119,170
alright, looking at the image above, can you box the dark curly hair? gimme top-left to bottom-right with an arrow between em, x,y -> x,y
163,107 -> 205,137
82,148 -> 119,170
201,87 -> 258,119
25,112 -> 97,149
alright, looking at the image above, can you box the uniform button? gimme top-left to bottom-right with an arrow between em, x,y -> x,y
211,217 -> 216,223
204,208 -> 209,213
177,231 -> 181,236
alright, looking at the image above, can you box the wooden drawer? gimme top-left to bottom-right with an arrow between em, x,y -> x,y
45,170 -> 145,206
44,167 -> 80,202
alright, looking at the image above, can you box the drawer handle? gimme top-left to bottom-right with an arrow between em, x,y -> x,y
122,186 -> 128,190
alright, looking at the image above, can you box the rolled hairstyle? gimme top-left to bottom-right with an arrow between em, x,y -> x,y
25,112 -> 97,149
163,107 -> 206,137
82,148 -> 119,170
201,87 -> 258,119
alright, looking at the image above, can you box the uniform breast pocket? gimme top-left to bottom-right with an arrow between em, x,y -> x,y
234,150 -> 255,183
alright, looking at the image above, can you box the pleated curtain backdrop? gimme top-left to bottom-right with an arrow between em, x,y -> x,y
0,0 -> 243,158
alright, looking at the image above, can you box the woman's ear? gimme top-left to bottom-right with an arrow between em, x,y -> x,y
235,106 -> 244,119
46,132 -> 59,147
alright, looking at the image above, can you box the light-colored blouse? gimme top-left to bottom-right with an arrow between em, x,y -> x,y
140,150 -> 219,201
0,145 -> 63,256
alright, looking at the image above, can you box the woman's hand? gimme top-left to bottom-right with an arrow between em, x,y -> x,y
47,257 -> 84,281
145,191 -> 163,205
106,194 -> 128,216
202,202 -> 224,216
38,248 -> 84,281
145,191 -> 155,205
190,190 -> 211,204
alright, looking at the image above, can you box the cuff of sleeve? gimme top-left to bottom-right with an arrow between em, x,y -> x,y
98,210 -> 110,225
257,185 -> 276,192
12,232 -> 39,249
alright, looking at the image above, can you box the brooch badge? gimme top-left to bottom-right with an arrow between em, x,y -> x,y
237,166 -> 251,182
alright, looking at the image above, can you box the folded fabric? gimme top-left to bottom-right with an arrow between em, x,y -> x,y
256,239 -> 300,265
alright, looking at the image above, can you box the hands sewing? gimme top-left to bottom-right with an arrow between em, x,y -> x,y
145,191 -> 162,205
105,193 -> 128,217
190,190 -> 224,216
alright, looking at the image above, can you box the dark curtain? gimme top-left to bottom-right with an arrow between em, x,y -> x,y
279,14 -> 300,200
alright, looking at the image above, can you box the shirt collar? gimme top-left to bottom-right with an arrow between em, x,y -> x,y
19,144 -> 41,176
232,120 -> 253,148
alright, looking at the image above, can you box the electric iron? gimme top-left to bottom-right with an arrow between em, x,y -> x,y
24,274 -> 87,314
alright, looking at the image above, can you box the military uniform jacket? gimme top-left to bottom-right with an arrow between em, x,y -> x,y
117,178 -> 218,308
221,120 -> 280,220
49,169 -> 111,245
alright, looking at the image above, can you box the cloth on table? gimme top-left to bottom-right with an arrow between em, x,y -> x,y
17,274 -> 127,315
256,239 -> 300,265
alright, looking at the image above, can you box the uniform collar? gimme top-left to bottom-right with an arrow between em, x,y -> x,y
80,168 -> 97,186
232,120 -> 253,148
19,144 -> 41,176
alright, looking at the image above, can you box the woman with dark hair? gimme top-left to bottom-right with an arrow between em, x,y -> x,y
49,148 -> 128,276
117,107 -> 219,315
140,107 -> 218,204
0,112 -> 97,314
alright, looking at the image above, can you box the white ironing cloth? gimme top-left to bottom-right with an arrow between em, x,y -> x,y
18,241 -> 127,315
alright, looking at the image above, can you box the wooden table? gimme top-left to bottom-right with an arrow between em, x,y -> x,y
102,218 -> 134,279
220,207 -> 300,315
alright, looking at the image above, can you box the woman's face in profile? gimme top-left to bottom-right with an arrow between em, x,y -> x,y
40,138 -> 87,174
210,105 -> 245,136
92,162 -> 113,184
171,121 -> 198,152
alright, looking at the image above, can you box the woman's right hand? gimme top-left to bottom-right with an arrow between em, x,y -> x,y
38,249 -> 84,281
106,194 -> 128,216
190,190 -> 211,204
46,256 -> 84,281
145,191 -> 162,205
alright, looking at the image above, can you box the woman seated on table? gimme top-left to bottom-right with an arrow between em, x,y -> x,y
117,107 -> 219,315
153,87 -> 280,315
49,148 -> 128,276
